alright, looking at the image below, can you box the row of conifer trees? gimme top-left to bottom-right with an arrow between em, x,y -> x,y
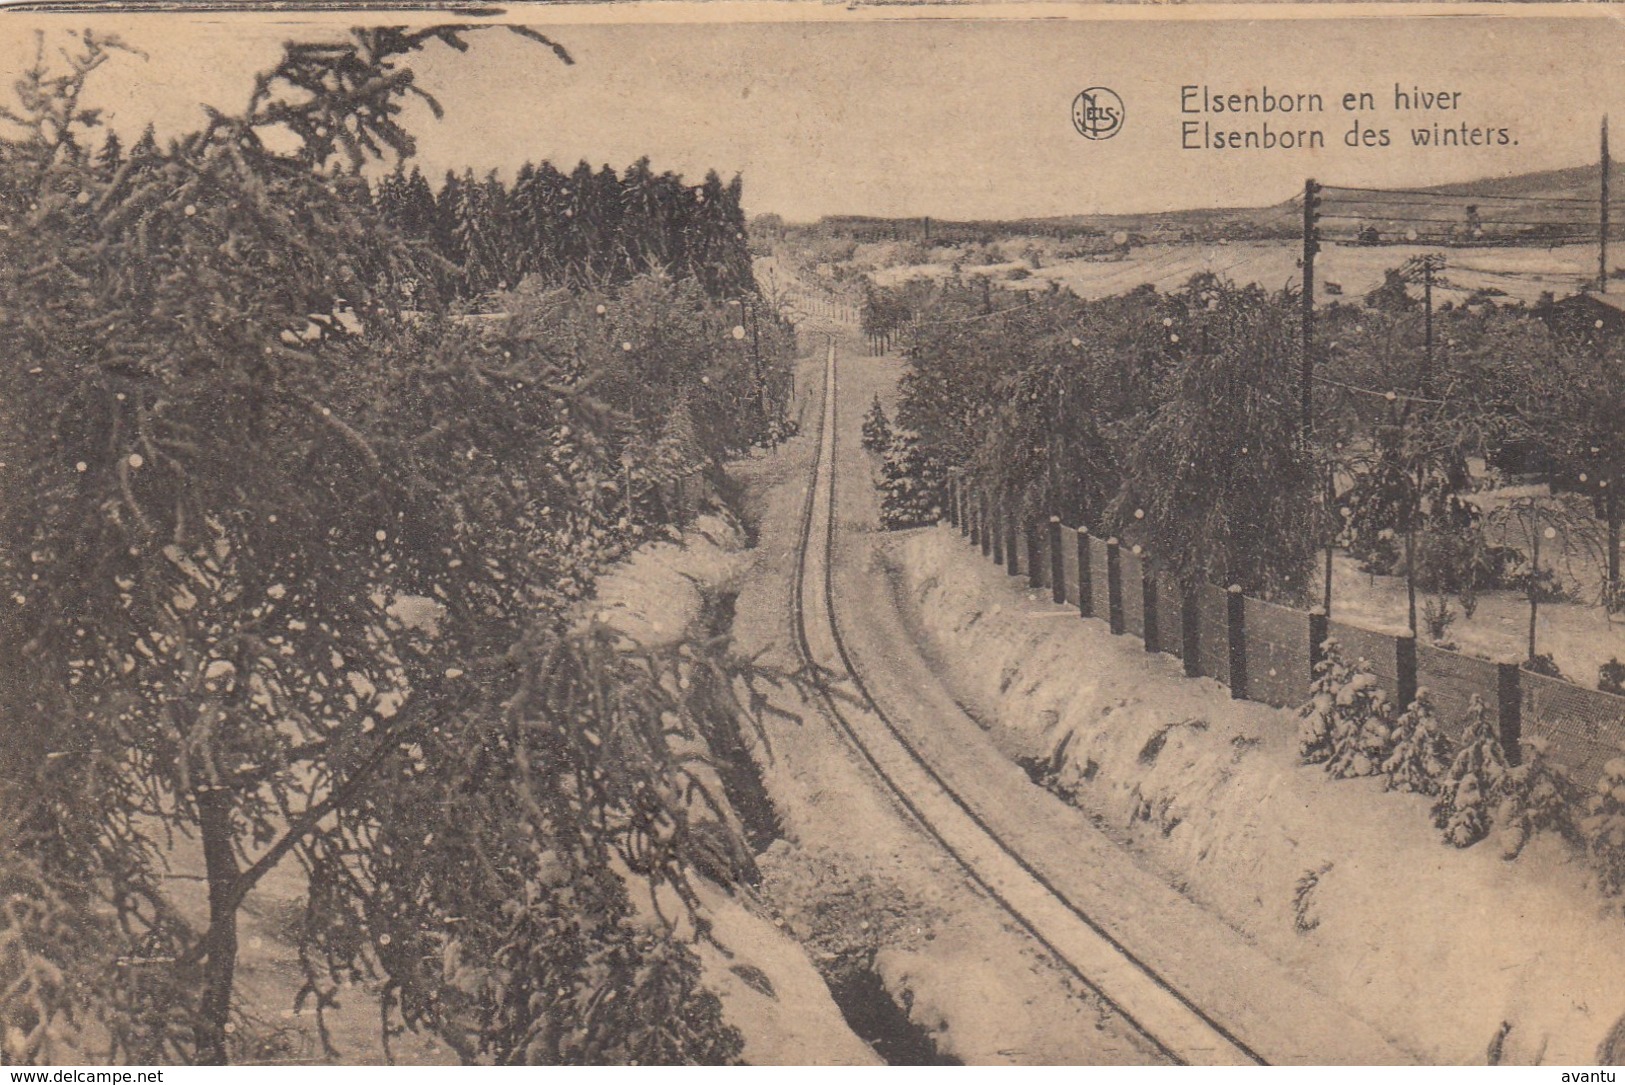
82,128 -> 755,303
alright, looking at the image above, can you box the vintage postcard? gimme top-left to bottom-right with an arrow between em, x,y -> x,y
3,2 -> 1625,1072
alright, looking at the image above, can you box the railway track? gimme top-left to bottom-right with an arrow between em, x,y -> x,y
788,336 -> 1268,1067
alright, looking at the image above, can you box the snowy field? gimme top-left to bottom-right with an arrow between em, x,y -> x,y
868,240 -> 1599,307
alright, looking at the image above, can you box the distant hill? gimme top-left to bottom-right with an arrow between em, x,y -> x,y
1415,163 -> 1603,203
780,161 -> 1607,247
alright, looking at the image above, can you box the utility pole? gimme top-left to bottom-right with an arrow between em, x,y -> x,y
1423,260 -> 1433,386
1400,253 -> 1446,398
1603,115 -> 1612,293
1420,255 -> 1444,398
1301,179 -> 1322,446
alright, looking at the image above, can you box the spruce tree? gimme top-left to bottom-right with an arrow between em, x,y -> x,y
1382,690 -> 1452,795
862,394 -> 893,453
1299,639 -> 1391,775
1582,752 -> 1625,894
1497,736 -> 1576,860
1432,695 -> 1509,847
92,129 -> 121,178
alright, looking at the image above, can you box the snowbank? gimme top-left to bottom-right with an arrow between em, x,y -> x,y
690,881 -> 880,1066
590,509 -> 874,1064
587,513 -> 750,648
893,525 -> 1625,1065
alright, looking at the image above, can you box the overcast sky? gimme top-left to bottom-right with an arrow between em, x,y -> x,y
3,8 -> 1623,220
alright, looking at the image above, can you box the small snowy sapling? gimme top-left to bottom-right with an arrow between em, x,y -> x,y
1496,735 -> 1577,860
1298,639 -> 1393,777
1382,689 -> 1452,796
1432,695 -> 1509,848
1581,750 -> 1625,895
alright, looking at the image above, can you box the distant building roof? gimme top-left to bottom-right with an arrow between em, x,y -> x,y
1554,291 -> 1625,315
1543,290 -> 1625,339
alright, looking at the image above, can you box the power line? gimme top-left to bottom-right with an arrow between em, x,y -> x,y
1321,212 -> 1599,230
1323,184 -> 1602,207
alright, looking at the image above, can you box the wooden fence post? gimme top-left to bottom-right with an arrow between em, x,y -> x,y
1308,608 -> 1329,680
1026,519 -> 1042,589
1077,527 -> 1093,619
1395,633 -> 1418,713
1498,661 -> 1523,767
1106,538 -> 1125,635
1227,585 -> 1248,701
1181,585 -> 1201,678
1049,517 -> 1065,605
1139,549 -> 1158,653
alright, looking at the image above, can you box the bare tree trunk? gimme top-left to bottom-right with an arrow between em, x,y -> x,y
1405,527 -> 1418,636
1609,491 -> 1621,608
1528,520 -> 1542,662
195,788 -> 240,1066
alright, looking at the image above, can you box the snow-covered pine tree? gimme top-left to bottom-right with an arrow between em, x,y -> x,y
1325,670 -> 1395,779
1299,640 -> 1351,764
1581,750 -> 1625,894
1496,736 -> 1577,860
1298,639 -> 1392,775
862,394 -> 893,453
879,429 -> 940,529
1432,695 -> 1509,848
1382,689 -> 1452,795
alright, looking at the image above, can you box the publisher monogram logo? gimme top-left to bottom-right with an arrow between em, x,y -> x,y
1072,87 -> 1125,140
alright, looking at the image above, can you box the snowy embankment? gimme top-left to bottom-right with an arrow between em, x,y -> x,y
589,512 -> 877,1065
892,525 -> 1625,1066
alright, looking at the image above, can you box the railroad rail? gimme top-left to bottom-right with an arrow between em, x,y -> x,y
788,337 -> 1267,1067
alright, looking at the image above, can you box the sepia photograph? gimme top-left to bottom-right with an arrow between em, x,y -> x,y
3,2 -> 1625,1071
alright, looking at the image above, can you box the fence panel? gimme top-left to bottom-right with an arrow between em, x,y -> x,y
1415,644 -> 1505,743
1061,527 -> 1082,608
1327,620 -> 1400,706
1153,575 -> 1184,658
1089,536 -> 1112,623
1522,672 -> 1625,792
1119,548 -> 1146,638
1195,583 -> 1231,686
1243,597 -> 1311,709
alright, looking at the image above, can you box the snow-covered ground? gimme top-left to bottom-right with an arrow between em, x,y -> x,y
864,240 -> 1597,306
888,523 -> 1625,1064
725,335 -> 1167,1064
1321,549 -> 1625,684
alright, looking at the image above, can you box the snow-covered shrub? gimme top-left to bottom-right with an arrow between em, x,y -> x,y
879,430 -> 941,529
1432,695 -> 1509,848
1299,640 -> 1393,775
1382,690 -> 1452,796
1496,736 -> 1578,860
1581,751 -> 1625,895
861,395 -> 893,453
